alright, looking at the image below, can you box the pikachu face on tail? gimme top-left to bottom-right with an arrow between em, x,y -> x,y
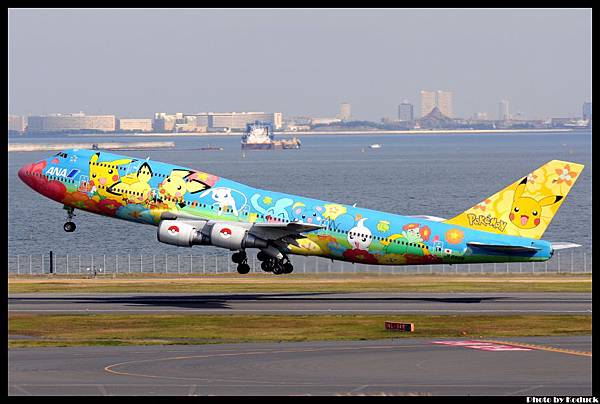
444,160 -> 584,239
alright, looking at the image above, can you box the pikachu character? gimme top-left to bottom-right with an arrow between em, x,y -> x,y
88,152 -> 132,199
509,177 -> 562,229
159,169 -> 210,209
108,162 -> 154,205
444,160 -> 584,239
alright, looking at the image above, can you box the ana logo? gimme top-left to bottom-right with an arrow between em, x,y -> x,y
167,225 -> 179,235
219,227 -> 232,239
46,167 -> 68,177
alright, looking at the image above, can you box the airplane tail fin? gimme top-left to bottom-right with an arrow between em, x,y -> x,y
444,160 -> 584,239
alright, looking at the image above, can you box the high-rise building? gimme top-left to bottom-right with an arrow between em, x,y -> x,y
583,102 -> 592,120
420,90 -> 453,118
436,91 -> 453,118
398,100 -> 414,121
499,100 -> 510,121
420,90 -> 437,117
339,103 -> 351,121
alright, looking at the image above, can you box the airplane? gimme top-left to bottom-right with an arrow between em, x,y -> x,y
18,149 -> 584,275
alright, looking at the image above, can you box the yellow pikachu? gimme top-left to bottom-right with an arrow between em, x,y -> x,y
88,153 -> 132,199
509,177 -> 562,229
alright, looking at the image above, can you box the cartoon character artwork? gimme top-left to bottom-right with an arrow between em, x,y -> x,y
199,187 -> 245,216
107,162 -> 154,206
159,169 -> 211,209
291,202 -> 324,224
509,177 -> 563,229
88,153 -> 132,199
250,194 -> 293,222
346,218 -> 372,251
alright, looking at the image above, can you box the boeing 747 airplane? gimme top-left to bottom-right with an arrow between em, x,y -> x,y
18,149 -> 584,274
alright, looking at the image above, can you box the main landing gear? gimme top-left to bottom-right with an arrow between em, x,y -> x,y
232,251 -> 250,274
63,206 -> 76,233
257,251 -> 293,275
232,250 -> 294,275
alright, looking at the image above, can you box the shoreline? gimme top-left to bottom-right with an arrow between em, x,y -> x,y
9,128 -> 586,140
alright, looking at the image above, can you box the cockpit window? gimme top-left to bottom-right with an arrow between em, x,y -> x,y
53,152 -> 69,158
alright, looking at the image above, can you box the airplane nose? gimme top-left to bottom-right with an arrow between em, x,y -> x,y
18,164 -> 29,183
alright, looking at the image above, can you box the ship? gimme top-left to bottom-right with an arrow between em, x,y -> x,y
369,143 -> 382,149
241,121 -> 301,150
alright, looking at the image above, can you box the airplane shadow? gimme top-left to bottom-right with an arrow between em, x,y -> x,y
9,293 -> 512,310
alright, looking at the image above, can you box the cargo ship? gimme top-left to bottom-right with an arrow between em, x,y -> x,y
241,121 -> 301,150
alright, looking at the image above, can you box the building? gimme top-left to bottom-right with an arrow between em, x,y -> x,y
583,102 -> 592,121
208,112 -> 283,131
420,90 -> 437,117
153,112 -> 178,132
117,118 -> 153,132
8,115 -> 26,133
339,103 -> 351,121
499,100 -> 510,121
310,117 -> 342,126
398,100 -> 414,121
436,91 -> 453,118
472,112 -> 489,121
27,113 -> 116,133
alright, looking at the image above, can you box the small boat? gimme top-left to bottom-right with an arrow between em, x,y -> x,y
369,143 -> 382,149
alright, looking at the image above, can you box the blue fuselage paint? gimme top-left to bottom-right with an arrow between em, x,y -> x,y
18,149 -> 553,266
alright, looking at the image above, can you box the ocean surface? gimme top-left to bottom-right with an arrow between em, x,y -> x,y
8,131 -> 592,258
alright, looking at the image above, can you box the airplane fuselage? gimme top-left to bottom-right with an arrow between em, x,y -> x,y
18,148 -> 553,267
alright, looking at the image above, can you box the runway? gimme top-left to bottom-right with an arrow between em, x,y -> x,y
9,336 -> 592,395
8,292 -> 592,314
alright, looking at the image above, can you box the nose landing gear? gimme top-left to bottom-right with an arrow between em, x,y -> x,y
63,206 -> 76,232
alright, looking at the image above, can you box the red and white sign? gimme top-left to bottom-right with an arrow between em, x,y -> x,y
432,340 -> 532,351
220,227 -> 232,239
168,225 -> 180,235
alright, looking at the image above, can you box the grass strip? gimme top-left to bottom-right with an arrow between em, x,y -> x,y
8,313 -> 592,348
8,274 -> 591,293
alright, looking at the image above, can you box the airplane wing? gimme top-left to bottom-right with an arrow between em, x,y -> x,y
159,211 -> 323,248
466,242 -> 540,254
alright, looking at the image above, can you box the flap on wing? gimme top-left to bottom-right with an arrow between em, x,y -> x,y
249,222 -> 324,241
467,242 -> 540,254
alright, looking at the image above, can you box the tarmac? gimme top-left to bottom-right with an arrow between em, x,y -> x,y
8,336 -> 592,396
8,292 -> 592,314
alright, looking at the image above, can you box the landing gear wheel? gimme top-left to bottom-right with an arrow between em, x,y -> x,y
261,261 -> 273,272
231,251 -> 247,264
283,262 -> 294,274
257,251 -> 268,262
272,262 -> 284,275
63,222 -> 76,232
236,263 -> 250,274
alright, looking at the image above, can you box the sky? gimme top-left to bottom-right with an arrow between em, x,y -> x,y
8,9 -> 592,121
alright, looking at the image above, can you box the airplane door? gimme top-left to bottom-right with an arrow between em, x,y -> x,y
150,188 -> 159,203
78,175 -> 90,192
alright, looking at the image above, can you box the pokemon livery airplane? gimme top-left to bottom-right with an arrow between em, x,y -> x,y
19,149 -> 584,275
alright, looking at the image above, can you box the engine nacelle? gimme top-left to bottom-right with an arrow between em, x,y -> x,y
157,220 -> 207,247
157,220 -> 269,251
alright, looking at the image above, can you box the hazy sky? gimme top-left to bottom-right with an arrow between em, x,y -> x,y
9,9 -> 592,120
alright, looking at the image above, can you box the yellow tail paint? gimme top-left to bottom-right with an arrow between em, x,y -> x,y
444,160 -> 584,239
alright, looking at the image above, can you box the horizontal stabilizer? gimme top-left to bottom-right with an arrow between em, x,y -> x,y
551,242 -> 582,250
406,215 -> 447,222
467,242 -> 540,254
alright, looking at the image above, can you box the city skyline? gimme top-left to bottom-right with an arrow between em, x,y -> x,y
9,9 -> 591,120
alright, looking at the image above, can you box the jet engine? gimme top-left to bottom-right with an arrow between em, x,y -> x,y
157,220 -> 269,250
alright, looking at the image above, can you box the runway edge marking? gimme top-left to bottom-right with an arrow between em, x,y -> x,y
474,339 -> 592,357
